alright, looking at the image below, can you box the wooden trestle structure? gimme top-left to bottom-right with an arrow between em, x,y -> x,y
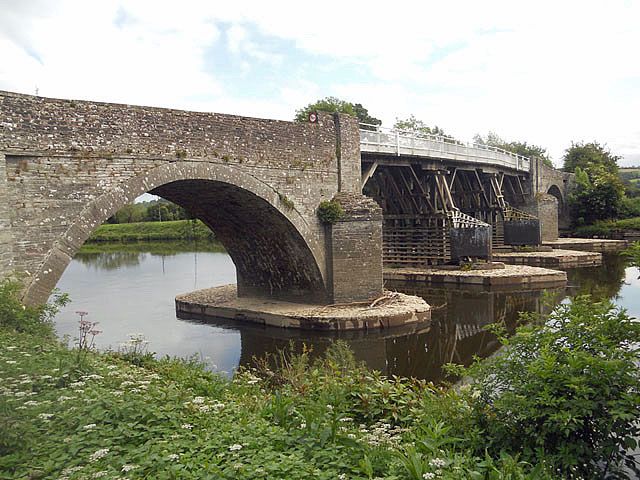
362,161 -> 539,268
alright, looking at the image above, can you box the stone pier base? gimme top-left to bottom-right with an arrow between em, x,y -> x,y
542,238 -> 628,253
493,249 -> 602,268
176,284 -> 430,331
384,264 -> 567,289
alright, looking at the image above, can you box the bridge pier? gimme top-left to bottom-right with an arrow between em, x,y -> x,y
522,193 -> 558,241
326,193 -> 383,303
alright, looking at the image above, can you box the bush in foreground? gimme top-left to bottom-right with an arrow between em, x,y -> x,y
459,297 -> 640,478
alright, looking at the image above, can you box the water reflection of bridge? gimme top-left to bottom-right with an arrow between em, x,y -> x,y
179,283 -> 564,382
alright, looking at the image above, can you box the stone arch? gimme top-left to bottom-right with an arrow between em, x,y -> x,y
546,184 -> 568,231
546,184 -> 564,208
22,161 -> 327,305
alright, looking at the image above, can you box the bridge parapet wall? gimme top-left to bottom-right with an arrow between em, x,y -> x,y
0,91 -> 340,166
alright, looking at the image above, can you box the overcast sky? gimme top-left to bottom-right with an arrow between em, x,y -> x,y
1,0 -> 639,167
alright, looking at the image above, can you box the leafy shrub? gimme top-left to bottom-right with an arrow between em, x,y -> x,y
0,280 -> 68,336
317,200 -> 344,224
461,296 -> 640,477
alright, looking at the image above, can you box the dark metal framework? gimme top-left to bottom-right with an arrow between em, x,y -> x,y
362,159 -> 539,268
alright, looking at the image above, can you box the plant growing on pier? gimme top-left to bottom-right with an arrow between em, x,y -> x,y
278,193 -> 295,211
317,199 -> 344,224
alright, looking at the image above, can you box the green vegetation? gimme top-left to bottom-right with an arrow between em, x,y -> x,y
563,141 -> 620,175
473,131 -> 552,167
86,219 -> 215,243
294,97 -> 381,128
394,115 -> 452,140
574,217 -> 640,237
317,200 -> 345,224
564,142 -> 625,227
619,168 -> 640,199
107,199 -> 190,224
2,281 -> 640,478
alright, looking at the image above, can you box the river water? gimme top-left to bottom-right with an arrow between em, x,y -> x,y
52,243 -> 639,382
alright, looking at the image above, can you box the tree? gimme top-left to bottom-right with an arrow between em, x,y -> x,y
294,97 -> 381,128
352,103 -> 381,128
564,142 -> 624,225
474,131 -> 553,167
563,141 -> 620,175
569,165 -> 624,225
393,115 -> 449,137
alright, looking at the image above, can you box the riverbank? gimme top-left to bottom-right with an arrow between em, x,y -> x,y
574,217 -> 640,239
87,219 -> 215,243
1,282 -> 639,478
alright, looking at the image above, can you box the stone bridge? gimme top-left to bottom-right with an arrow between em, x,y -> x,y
0,91 -> 574,305
0,91 -> 383,305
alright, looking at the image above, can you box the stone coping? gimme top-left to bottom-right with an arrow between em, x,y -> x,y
542,238 -> 628,252
493,249 -> 602,268
384,264 -> 567,288
175,284 -> 430,331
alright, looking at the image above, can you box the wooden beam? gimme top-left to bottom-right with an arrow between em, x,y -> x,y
361,161 -> 379,189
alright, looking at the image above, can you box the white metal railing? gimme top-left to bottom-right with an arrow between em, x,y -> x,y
359,124 -> 530,172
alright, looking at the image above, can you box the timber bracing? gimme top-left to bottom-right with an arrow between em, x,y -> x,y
363,163 -> 539,267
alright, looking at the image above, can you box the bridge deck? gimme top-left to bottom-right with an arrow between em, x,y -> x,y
360,127 -> 530,173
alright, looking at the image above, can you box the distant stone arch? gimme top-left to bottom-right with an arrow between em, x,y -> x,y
546,184 -> 564,207
22,161 -> 327,305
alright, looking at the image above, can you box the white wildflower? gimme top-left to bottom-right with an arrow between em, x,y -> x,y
422,473 -> 435,480
38,413 -> 54,420
121,464 -> 138,472
228,444 -> 243,451
181,423 -> 193,430
83,423 -> 97,430
89,448 -> 109,462
167,453 -> 180,461
192,396 -> 205,404
429,458 -> 446,468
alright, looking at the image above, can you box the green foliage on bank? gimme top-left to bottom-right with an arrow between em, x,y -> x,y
574,216 -> 640,237
86,219 -> 215,243
565,142 -> 625,227
107,199 -> 190,224
1,282 -> 639,478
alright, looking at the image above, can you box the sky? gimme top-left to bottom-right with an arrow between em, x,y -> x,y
1,0 -> 639,167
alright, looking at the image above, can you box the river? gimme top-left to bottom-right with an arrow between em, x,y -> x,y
52,242 -> 639,382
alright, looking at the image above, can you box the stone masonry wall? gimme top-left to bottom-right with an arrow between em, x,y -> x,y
0,91 -> 370,305
0,154 -> 12,277
523,193 -> 558,241
328,193 -> 383,303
